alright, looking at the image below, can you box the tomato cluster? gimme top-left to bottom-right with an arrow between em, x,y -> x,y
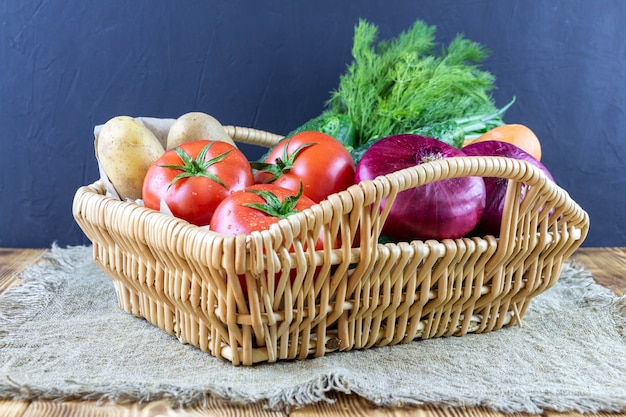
142,140 -> 254,226
142,131 -> 356,235
141,131 -> 354,294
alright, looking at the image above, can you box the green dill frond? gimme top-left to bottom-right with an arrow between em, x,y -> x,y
325,18 -> 499,146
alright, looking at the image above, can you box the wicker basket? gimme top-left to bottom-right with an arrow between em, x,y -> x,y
72,125 -> 589,365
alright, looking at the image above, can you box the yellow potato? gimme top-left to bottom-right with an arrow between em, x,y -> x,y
166,112 -> 235,149
95,116 -> 165,200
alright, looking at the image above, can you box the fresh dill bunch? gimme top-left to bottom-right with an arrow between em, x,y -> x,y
326,19 -> 500,147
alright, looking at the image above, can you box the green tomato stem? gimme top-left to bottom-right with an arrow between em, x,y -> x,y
250,139 -> 318,183
159,142 -> 233,190
243,183 -> 305,218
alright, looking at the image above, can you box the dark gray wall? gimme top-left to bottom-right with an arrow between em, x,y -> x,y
1,0 -> 623,248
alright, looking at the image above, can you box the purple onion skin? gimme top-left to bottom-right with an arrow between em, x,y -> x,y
355,134 -> 486,241
461,140 -> 555,236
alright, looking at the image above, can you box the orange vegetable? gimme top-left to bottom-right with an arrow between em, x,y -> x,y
462,124 -> 542,161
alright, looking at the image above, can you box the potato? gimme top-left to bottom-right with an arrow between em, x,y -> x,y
166,112 -> 235,149
95,116 -> 165,200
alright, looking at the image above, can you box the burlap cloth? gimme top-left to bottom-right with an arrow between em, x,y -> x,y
1,245 -> 625,413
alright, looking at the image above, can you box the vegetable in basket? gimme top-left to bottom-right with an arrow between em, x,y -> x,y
462,123 -> 542,161
166,111 -> 236,149
251,131 -> 356,203
285,111 -> 357,149
327,19 -> 502,144
462,140 -> 554,237
348,98 -> 515,163
355,134 -> 486,241
210,183 -> 317,236
142,140 -> 254,226
96,116 -> 165,201
210,183 -> 326,294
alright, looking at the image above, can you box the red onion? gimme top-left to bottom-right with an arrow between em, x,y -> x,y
356,134 -> 486,241
461,140 -> 555,236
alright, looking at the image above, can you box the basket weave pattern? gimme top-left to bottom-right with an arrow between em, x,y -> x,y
73,126 -> 589,365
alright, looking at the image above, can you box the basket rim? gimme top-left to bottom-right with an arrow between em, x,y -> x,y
75,153 -> 589,252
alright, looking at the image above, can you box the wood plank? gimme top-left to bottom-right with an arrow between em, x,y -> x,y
0,399 -> 29,417
11,398 -> 626,417
22,400 -> 139,417
0,248 -> 46,295
544,412 -> 626,417
20,399 -> 287,417
291,394 -> 520,417
570,247 -> 626,296
17,397 -> 527,417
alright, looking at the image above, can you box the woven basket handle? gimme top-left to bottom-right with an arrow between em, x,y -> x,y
224,125 -> 284,148
369,155 -> 550,223
371,155 -> 549,194
360,155 -> 588,268
223,126 -> 589,277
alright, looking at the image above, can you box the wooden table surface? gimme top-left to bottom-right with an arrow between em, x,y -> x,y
1,247 -> 624,417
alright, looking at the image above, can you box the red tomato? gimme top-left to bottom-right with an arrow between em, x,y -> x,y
252,131 -> 356,203
142,140 -> 254,226
210,183 -> 326,293
210,183 -> 319,236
